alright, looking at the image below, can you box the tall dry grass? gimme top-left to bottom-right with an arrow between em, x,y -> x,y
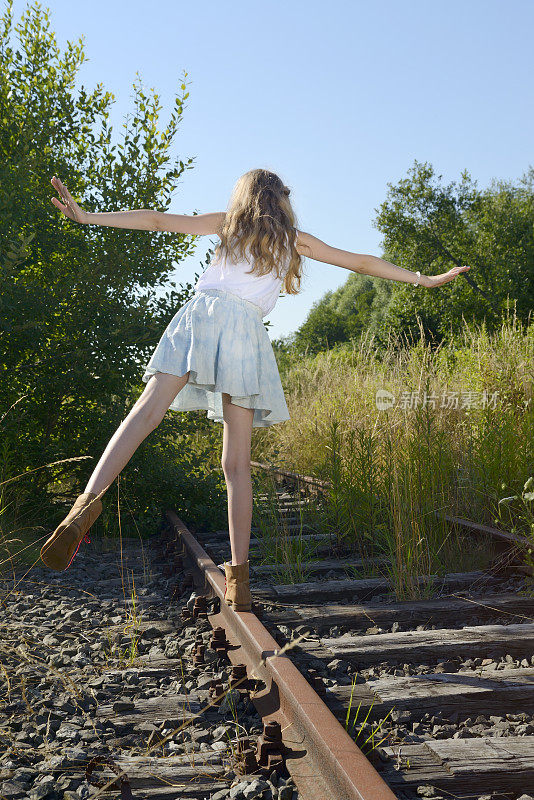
253,309 -> 534,597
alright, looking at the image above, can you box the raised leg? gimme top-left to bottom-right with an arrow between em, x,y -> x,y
83,371 -> 190,497
221,394 -> 254,565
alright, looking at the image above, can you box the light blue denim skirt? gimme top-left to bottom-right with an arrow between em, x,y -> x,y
141,287 -> 291,427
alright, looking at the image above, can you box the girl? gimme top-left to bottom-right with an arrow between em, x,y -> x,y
40,169 -> 470,611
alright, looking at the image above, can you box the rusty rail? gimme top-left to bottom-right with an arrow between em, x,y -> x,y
250,461 -> 330,494
165,509 -> 398,800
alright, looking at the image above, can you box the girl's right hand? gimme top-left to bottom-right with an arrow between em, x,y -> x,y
425,264 -> 471,287
50,176 -> 88,224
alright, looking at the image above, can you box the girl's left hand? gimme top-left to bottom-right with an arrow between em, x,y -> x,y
426,264 -> 471,288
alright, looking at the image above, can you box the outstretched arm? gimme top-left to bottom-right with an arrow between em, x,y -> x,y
152,210 -> 225,235
50,176 -> 225,235
295,229 -> 471,288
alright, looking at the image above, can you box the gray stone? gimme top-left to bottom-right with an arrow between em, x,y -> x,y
268,770 -> 278,787
164,640 -> 182,658
55,725 -> 81,742
185,591 -> 201,611
141,626 -> 164,640
211,740 -> 229,752
517,723 -> 534,734
278,787 -> 293,800
64,609 -> 83,622
12,769 -> 34,785
218,689 -> 241,714
35,776 -> 55,788
197,674 -> 215,689
452,728 -> 474,738
29,784 -> 54,800
242,780 -> 270,798
71,653 -> 90,666
112,701 -> 136,713
211,724 -> 231,740
0,782 -> 26,799
229,782 -> 250,799
190,728 -> 212,743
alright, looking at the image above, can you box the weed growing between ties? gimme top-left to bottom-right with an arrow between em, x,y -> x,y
250,469 -> 323,584
343,672 -> 395,757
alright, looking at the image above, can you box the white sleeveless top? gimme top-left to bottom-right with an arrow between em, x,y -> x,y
194,228 -> 298,317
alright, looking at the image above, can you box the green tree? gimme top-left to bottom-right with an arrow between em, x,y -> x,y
293,292 -> 348,354
290,160 -> 534,354
291,274 -> 381,355
372,160 -> 534,345
0,1 -> 227,532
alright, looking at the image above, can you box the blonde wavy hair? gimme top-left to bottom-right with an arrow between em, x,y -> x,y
214,168 -> 303,295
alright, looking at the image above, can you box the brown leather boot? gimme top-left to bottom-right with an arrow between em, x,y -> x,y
223,560 -> 251,611
40,492 -> 103,571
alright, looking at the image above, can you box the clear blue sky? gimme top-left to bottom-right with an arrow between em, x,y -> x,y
16,0 -> 534,339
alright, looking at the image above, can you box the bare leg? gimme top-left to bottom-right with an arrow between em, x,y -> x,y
83,371 -> 190,497
221,393 -> 254,565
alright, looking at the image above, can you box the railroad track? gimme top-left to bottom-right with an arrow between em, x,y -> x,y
1,462 -> 533,800
177,461 -> 534,799
0,492 -> 392,800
